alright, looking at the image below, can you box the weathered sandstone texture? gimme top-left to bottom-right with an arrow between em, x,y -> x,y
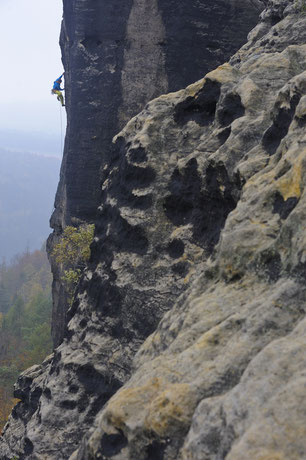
1,0 -> 306,459
69,2 -> 306,457
49,0 -> 263,348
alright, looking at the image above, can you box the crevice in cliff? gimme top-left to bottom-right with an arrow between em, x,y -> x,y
262,92 -> 301,155
163,159 -> 243,253
217,92 -> 245,127
272,191 -> 299,219
174,80 -> 221,126
100,430 -> 128,457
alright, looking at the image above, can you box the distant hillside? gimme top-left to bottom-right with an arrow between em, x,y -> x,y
0,149 -> 60,260
0,130 -> 62,158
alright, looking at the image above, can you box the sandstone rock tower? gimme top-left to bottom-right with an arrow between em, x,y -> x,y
2,1 -> 306,459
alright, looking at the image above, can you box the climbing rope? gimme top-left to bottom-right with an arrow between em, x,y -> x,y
59,102 -> 63,154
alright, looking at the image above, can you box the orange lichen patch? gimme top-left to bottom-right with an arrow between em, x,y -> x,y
245,145 -> 305,201
185,64 -> 236,99
102,377 -> 196,438
145,383 -> 196,436
276,156 -> 303,200
103,377 -> 163,430
206,63 -> 236,84
186,79 -> 207,98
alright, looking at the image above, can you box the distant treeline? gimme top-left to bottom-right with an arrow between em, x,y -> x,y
0,246 -> 52,430
0,149 -> 60,259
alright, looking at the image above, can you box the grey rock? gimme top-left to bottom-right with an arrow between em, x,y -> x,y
49,0 -> 263,348
182,311 -> 306,460
2,1 -> 306,460
68,2 -> 306,459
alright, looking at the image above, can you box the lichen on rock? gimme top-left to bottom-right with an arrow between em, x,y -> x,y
1,0 -> 306,459
70,1 -> 306,458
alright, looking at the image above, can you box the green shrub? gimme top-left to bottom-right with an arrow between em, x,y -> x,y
52,225 -> 94,305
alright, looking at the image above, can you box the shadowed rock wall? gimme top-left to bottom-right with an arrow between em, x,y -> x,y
49,0 -> 263,348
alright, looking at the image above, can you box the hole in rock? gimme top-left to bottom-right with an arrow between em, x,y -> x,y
79,318 -> 87,329
174,79 -> 221,126
172,261 -> 189,276
128,146 -> 148,163
146,439 -> 167,460
69,384 -> 79,394
270,14 -> 282,25
218,126 -> 231,145
60,400 -> 77,410
24,437 -> 34,455
262,93 -> 301,155
163,159 -> 241,253
100,430 -> 128,457
217,93 -> 245,127
272,191 -> 299,219
43,388 -> 52,400
76,364 -> 121,398
167,239 -> 185,259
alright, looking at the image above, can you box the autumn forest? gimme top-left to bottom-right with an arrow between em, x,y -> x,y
0,248 -> 52,430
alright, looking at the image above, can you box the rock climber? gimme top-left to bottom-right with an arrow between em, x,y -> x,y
51,73 -> 65,106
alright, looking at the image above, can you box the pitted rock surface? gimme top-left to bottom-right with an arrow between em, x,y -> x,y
1,1 -> 306,459
70,2 -> 306,459
49,0 -> 263,348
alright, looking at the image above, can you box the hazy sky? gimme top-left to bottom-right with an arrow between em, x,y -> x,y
0,0 -> 66,136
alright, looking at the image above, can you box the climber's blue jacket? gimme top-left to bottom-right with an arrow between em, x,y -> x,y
53,74 -> 64,91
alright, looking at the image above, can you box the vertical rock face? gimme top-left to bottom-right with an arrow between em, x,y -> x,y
3,1 -> 306,460
70,1 -> 306,457
49,0 -> 263,348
